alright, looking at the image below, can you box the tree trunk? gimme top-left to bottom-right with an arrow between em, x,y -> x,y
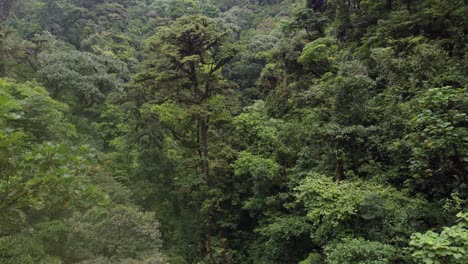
206,225 -> 216,264
0,34 -> 5,77
335,135 -> 344,182
387,0 -> 392,10
0,23 -> 6,77
306,0 -> 325,12
221,238 -> 230,264
198,114 -> 215,263
199,115 -> 211,187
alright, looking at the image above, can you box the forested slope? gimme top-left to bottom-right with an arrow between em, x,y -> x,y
0,0 -> 467,263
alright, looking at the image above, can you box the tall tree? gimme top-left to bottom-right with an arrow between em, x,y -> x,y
138,15 -> 237,262
142,15 -> 236,188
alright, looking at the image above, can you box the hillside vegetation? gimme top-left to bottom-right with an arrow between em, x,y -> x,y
0,0 -> 467,263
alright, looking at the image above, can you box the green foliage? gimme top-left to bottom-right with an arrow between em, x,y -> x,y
0,80 -> 107,227
233,151 -> 280,209
216,6 -> 254,39
81,31 -> 137,63
325,238 -> 401,264
410,211 -> 468,264
233,101 -> 283,154
406,87 -> 467,196
65,206 -> 165,263
1,142 -> 109,213
298,37 -> 337,75
0,78 -> 117,263
296,174 -> 364,226
2,1 -> 467,263
0,234 -> 60,264
0,78 -> 76,140
257,215 -> 312,241
295,173 -> 430,245
283,3 -> 329,39
299,252 -> 323,264
150,0 -> 201,20
37,50 -> 126,109
0,26 -> 36,79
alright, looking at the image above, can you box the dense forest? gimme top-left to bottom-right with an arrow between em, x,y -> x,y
0,0 -> 467,263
